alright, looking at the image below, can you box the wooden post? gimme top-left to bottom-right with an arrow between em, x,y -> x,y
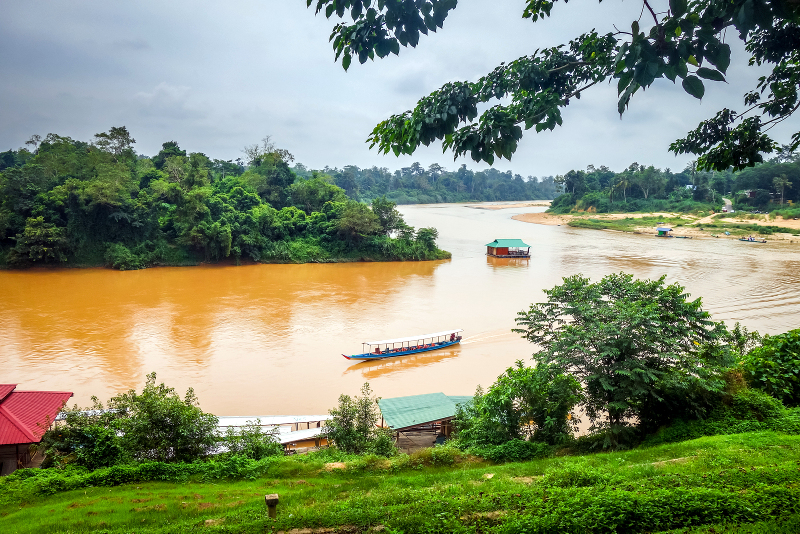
265,494 -> 279,518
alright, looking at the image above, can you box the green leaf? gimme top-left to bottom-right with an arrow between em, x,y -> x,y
670,0 -> 688,18
687,55 -> 699,67
696,67 -> 726,82
682,75 -> 705,99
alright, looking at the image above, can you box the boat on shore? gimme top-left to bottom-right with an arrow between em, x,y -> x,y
739,237 -> 767,243
343,329 -> 463,360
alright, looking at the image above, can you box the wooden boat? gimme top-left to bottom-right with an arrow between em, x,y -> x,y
343,329 -> 463,360
739,237 -> 767,243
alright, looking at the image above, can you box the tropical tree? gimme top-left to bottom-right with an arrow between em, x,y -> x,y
308,0 -> 798,171
453,362 -> 583,447
107,372 -> 219,463
337,200 -> 382,243
513,273 -> 728,448
743,328 -> 800,407
371,195 -> 406,236
93,126 -> 136,163
774,173 -> 793,205
613,175 -> 630,203
324,382 -> 395,456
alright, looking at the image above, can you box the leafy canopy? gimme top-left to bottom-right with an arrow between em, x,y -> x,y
743,328 -> 800,406
453,362 -> 583,448
309,0 -> 800,171
324,382 -> 396,456
513,272 -> 728,448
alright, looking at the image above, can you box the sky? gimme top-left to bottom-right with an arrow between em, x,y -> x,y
0,0 -> 794,177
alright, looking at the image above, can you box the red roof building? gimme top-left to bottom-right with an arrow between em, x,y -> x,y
0,384 -> 72,475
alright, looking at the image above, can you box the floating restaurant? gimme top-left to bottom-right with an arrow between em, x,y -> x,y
485,238 -> 531,258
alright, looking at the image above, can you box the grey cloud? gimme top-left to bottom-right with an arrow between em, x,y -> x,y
0,0 -> 793,176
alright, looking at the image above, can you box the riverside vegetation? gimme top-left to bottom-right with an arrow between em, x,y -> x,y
0,130 -> 452,269
548,153 -> 800,216
2,274 -> 799,533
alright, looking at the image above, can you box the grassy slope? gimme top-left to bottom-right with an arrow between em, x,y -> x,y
1,432 -> 799,534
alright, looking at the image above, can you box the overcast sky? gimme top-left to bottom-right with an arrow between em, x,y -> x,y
1,1 -> 793,177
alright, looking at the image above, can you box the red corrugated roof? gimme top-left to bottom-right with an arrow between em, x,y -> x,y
0,385 -> 73,445
0,384 -> 16,402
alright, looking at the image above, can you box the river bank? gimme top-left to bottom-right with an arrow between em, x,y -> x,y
512,211 -> 800,242
2,431 -> 798,533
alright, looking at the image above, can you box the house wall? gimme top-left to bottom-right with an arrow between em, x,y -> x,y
495,247 -> 509,255
0,444 -> 32,476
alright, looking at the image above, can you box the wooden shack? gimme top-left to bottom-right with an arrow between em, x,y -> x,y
485,239 -> 531,258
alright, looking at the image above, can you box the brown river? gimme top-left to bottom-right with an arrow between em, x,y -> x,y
1,203 -> 799,416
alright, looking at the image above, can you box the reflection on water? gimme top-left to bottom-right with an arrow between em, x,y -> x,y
1,203 -> 798,415
486,256 -> 531,269
344,347 -> 462,380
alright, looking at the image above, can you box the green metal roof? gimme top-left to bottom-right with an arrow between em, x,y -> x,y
485,239 -> 530,248
378,393 -> 470,430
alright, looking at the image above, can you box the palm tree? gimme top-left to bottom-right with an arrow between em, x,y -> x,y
614,177 -> 630,203
774,174 -> 792,206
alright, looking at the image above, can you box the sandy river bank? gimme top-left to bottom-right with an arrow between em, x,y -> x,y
511,211 -> 800,242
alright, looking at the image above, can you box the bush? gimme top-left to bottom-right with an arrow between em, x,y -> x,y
453,362 -> 582,448
476,439 -> 552,463
324,383 -> 397,456
222,419 -> 284,460
743,329 -> 800,407
643,389 -> 800,446
104,242 -> 145,270
41,373 -> 218,467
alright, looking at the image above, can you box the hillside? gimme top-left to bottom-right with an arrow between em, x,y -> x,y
2,432 -> 798,533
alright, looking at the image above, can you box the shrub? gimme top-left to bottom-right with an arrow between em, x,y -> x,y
223,419 -> 283,460
743,329 -> 800,407
453,362 -> 582,448
643,389 -> 800,446
104,242 -> 144,270
324,383 -> 397,456
476,439 -> 552,463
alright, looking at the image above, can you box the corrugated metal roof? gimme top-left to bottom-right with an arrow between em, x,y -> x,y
378,393 -> 468,430
0,387 -> 73,445
0,385 -> 16,402
217,415 -> 331,427
485,239 -> 530,248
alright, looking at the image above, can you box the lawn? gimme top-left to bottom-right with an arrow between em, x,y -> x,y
1,431 -> 799,533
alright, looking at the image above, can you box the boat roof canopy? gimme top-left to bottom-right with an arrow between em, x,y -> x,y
657,227 -> 672,231
365,329 -> 463,346
485,239 -> 530,248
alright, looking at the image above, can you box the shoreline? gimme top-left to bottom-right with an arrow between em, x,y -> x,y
512,211 -> 800,242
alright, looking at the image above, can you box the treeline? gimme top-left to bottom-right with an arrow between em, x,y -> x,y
550,151 -> 800,214
292,162 -> 559,205
0,130 -> 448,269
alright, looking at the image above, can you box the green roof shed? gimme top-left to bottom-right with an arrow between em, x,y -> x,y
378,393 -> 470,431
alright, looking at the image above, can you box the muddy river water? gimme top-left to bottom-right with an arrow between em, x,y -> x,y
1,203 -> 798,415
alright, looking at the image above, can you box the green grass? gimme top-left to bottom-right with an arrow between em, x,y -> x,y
567,215 -> 691,232
2,432 -> 799,533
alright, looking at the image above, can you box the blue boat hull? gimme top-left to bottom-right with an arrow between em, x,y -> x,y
343,339 -> 461,360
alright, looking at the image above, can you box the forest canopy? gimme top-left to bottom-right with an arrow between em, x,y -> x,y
549,151 -> 800,213
0,128 -> 456,269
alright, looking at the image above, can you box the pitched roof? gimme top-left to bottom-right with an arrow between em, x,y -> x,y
485,239 -> 530,248
378,393 -> 470,431
0,385 -> 73,445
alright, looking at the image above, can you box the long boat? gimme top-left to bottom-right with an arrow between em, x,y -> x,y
342,329 -> 463,360
739,237 -> 767,243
